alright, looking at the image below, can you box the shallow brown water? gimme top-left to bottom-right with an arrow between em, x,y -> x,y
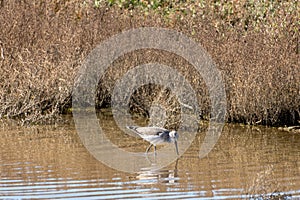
0,114 -> 299,199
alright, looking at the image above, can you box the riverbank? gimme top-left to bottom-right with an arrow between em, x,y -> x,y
0,1 -> 299,126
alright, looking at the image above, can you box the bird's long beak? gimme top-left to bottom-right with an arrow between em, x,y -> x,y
174,140 -> 179,155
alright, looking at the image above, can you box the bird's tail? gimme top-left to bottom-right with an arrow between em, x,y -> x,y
126,126 -> 138,131
126,126 -> 142,136
126,126 -> 137,130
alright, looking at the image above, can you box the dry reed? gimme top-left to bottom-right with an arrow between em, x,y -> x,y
0,1 -> 299,126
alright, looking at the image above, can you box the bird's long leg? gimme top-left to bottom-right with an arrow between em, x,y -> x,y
146,144 -> 153,154
154,145 -> 157,155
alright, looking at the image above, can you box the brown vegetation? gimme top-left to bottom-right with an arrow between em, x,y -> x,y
0,1 -> 299,125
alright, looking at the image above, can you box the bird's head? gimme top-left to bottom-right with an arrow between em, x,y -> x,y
169,130 -> 179,141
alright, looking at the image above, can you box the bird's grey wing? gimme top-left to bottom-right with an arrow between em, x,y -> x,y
126,126 -> 168,136
135,126 -> 168,135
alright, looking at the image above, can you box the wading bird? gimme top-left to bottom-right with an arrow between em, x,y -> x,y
126,126 -> 179,155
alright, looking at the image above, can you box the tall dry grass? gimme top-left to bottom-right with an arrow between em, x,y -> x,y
0,0 -> 299,125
